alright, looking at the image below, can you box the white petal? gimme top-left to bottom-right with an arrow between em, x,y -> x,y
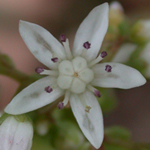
19,20 -> 66,69
11,121 -> 33,150
92,63 -> 146,89
72,3 -> 109,61
70,91 -> 104,149
0,117 -> 18,150
5,76 -> 64,114
112,43 -> 137,63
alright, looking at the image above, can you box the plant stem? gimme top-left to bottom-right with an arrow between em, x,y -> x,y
0,66 -> 29,82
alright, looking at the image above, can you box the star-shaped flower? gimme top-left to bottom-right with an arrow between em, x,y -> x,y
5,3 -> 146,149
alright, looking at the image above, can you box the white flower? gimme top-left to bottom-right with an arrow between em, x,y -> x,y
4,3 -> 146,149
0,116 -> 33,150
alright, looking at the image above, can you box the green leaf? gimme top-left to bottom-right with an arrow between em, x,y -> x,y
105,126 -> 131,141
52,107 -> 76,123
48,120 -> 89,150
31,134 -> 54,150
0,54 -> 15,69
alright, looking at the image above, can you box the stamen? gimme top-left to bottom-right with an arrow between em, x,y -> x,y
79,95 -> 91,113
100,51 -> 107,58
63,39 -> 73,59
58,102 -> 64,110
87,85 -> 101,98
89,51 -> 107,67
89,55 -> 104,67
83,41 -> 91,49
81,42 -> 91,57
62,91 -> 70,106
45,86 -> 53,93
51,57 -> 58,63
60,34 -> 66,42
94,89 -> 101,98
35,67 -> 44,74
40,69 -> 58,76
105,65 -> 112,72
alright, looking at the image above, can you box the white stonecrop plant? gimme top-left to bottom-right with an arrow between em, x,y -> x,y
5,3 -> 146,149
0,116 -> 33,150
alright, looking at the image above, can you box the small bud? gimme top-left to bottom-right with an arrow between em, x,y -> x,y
51,57 -> 58,63
100,51 -> 107,58
105,65 -> 112,72
58,102 -> 64,110
83,41 -> 91,49
45,86 -> 53,93
60,34 -> 66,42
35,67 -> 44,74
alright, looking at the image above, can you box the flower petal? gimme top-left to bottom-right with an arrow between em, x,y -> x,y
11,120 -> 33,150
5,76 -> 64,114
72,3 -> 109,61
19,20 -> 66,69
112,43 -> 137,63
92,62 -> 146,89
70,91 -> 103,149
0,117 -> 18,150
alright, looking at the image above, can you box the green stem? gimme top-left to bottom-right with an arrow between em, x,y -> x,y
0,66 -> 29,82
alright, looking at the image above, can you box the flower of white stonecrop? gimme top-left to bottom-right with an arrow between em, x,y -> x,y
5,3 -> 146,149
0,116 -> 33,150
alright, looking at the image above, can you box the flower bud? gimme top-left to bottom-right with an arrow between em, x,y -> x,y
0,116 -> 33,150
109,1 -> 124,26
106,1 -> 125,41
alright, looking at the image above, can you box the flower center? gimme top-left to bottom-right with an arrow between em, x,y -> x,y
57,56 -> 94,94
